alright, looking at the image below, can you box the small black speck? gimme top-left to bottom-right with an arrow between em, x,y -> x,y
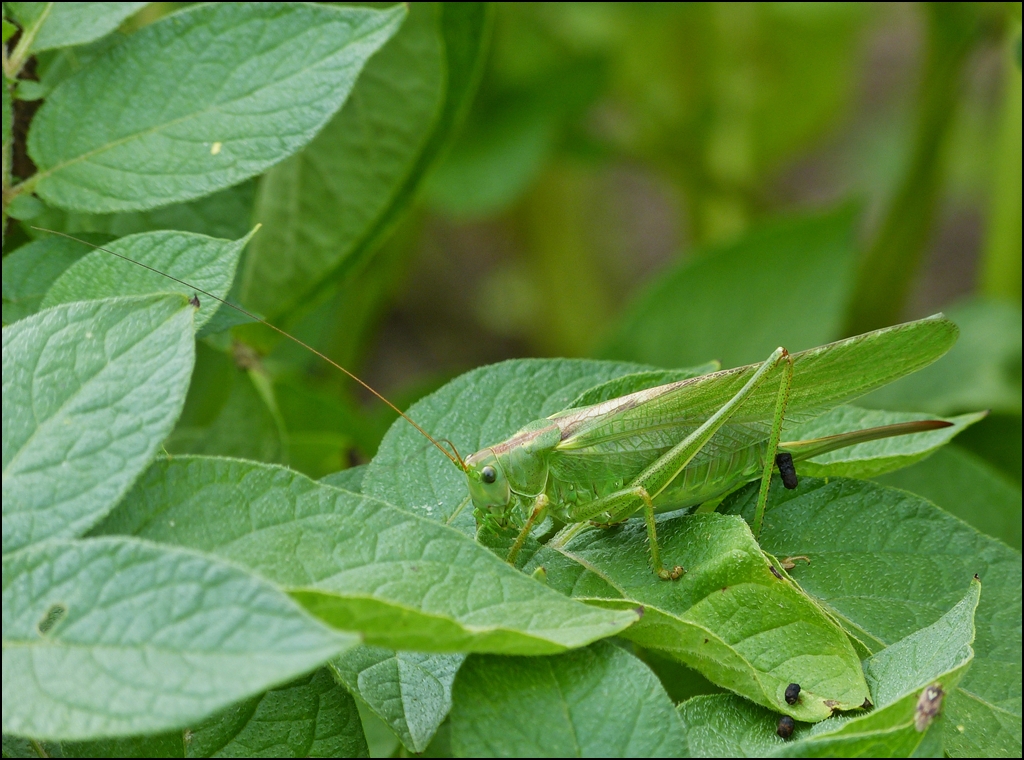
770,565 -> 783,580
777,715 -> 795,740
862,698 -> 873,709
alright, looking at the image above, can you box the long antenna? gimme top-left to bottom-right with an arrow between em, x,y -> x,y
32,226 -> 467,471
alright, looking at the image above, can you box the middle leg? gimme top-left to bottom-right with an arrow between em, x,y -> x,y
568,485 -> 683,579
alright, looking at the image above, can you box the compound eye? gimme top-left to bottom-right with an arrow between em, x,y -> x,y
481,465 -> 497,484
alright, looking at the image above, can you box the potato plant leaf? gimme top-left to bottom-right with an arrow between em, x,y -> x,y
724,478 -> 1022,757
33,667 -> 367,758
1,537 -> 356,740
94,457 -> 639,654
2,295 -> 194,554
27,3 -> 406,212
37,181 -> 257,246
526,512 -> 869,722
2,233 -> 96,324
599,206 -> 858,368
449,640 -> 686,758
6,2 -> 148,53
243,2 -> 490,320
319,464 -> 367,493
40,229 -> 253,330
678,578 -> 979,756
185,668 -> 367,758
876,445 -> 1022,550
321,470 -> 458,753
862,297 -> 1021,416
330,646 -> 462,754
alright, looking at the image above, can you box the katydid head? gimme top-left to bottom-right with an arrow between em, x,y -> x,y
464,448 -> 512,516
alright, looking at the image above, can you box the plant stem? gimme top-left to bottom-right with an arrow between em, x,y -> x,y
979,45 -> 1022,300
4,2 -> 53,79
844,3 -> 982,334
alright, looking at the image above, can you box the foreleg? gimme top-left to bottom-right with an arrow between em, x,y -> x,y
506,494 -> 549,566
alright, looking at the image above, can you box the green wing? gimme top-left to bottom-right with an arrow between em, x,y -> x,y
550,316 -> 958,472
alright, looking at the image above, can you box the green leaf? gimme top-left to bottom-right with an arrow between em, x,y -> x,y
323,467 -> 464,753
956,413 -> 1022,485
526,512 -> 869,722
421,98 -> 555,220
166,348 -> 285,466
28,3 -> 406,213
365,357 -> 653,534
2,18 -> 17,45
41,733 -> 183,758
862,297 -> 1022,416
36,181 -> 257,242
40,229 -> 253,330
1,536 -> 355,740
678,579 -> 979,757
242,2 -> 490,320
13,80 -> 47,102
876,445 -> 1021,551
2,234 -> 97,324
600,206 -> 858,368
356,704 -> 402,759
330,647 -> 461,754
320,465 -> 367,493
2,295 -> 195,554
723,478 -> 1022,757
449,640 -> 686,757
784,405 -> 985,479
94,456 -> 639,654
186,668 -> 367,758
4,194 -> 44,220
6,3 -> 147,53
40,667 -> 368,757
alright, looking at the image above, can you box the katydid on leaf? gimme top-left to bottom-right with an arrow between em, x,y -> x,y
32,228 -> 959,581
461,316 -> 957,578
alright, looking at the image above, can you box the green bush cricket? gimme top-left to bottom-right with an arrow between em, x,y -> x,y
460,318 -> 956,578
34,229 -> 958,581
